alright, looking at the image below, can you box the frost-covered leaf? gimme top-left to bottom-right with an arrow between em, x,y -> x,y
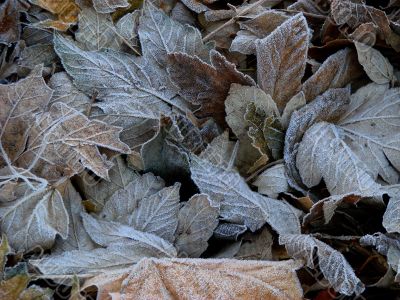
229,30 -> 258,55
360,233 -> 400,276
92,0 -> 129,13
16,103 -> 130,182
30,241 -> 165,275
225,84 -> 278,169
129,183 -> 181,243
139,5 -> 212,66
79,156 -> 140,212
54,33 -> 172,120
355,42 -> 395,84
214,223 -> 247,241
245,101 -> 284,160
175,194 -> 219,257
0,182 -> 68,252
280,92 -> 306,129
338,83 -> 400,184
75,6 -> 122,51
383,186 -> 400,233
102,258 -> 304,300
0,0 -> 20,44
256,13 -> 309,111
302,48 -> 363,102
167,50 -> 255,126
234,227 -> 273,260
296,122 -> 382,196
254,163 -> 289,198
48,72 -> 92,113
284,88 -> 351,192
199,131 -> 236,169
0,65 -> 52,163
53,181 -> 95,253
190,155 -> 302,234
82,212 -> 177,258
280,234 -> 365,295
28,0 -> 80,31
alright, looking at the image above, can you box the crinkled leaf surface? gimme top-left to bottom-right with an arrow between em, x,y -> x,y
280,234 -> 365,295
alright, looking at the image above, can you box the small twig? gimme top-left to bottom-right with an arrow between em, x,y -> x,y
202,0 -> 269,42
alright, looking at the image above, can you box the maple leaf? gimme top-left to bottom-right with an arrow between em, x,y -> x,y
15,102 -> 130,182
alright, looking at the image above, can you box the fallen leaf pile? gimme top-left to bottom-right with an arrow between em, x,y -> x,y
0,0 -> 400,299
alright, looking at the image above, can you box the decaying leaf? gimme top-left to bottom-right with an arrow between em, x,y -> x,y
16,102 -> 131,182
284,88 -> 351,192
167,50 -> 255,126
0,182 -> 68,252
253,163 -> 289,198
0,0 -> 21,44
92,0 -> 129,13
355,42 -> 395,85
97,258 -> 304,300
175,194 -> 219,257
302,48 -> 363,102
280,234 -> 365,295
190,154 -> 302,234
256,13 -> 309,111
28,0 -> 80,31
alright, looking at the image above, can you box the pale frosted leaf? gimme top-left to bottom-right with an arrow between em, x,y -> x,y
139,5 -> 212,66
30,241 -> 163,275
287,0 -> 326,15
100,172 -> 165,225
280,234 -> 365,295
230,30 -> 258,55
48,72 -> 91,113
214,223 -> 247,241
82,213 -> 177,257
0,183 -> 68,252
190,155 -> 301,234
355,42 -> 395,84
79,156 -> 140,212
167,50 -> 255,126
53,33 -> 172,120
76,6 -> 122,51
53,181 -> 96,253
199,131 -> 236,169
175,194 -> 219,257
296,122 -> 382,195
284,88 -> 351,192
0,65 -> 52,163
281,92 -> 306,129
256,14 -> 309,112
254,163 -> 289,198
225,84 -> 278,169
130,183 -> 180,243
302,48 -> 363,102
115,11 -> 140,49
92,0 -> 129,13
338,83 -> 400,184
235,227 -> 273,260
115,258 -> 303,300
360,233 -> 400,274
16,103 -> 130,182
383,186 -> 400,233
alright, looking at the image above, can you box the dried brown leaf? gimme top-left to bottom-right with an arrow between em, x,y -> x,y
168,50 -> 255,126
107,258 -> 304,300
256,13 -> 309,112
